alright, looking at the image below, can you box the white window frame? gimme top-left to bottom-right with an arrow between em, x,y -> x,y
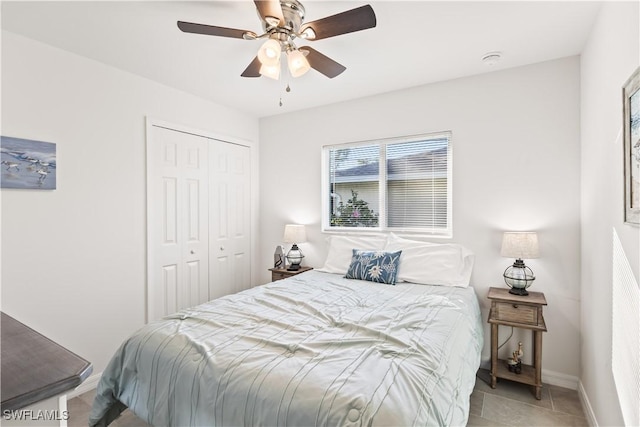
321,131 -> 452,237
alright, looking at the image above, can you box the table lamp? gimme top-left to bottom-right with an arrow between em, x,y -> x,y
500,231 -> 539,296
283,224 -> 307,271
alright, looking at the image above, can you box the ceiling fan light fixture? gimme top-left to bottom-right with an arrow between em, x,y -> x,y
259,63 -> 281,80
258,39 -> 282,66
287,49 -> 311,77
177,1 -> 378,80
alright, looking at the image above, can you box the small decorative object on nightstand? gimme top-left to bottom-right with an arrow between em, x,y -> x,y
269,266 -> 313,282
507,342 -> 523,374
487,287 -> 547,399
500,231 -> 539,296
283,224 -> 307,271
274,245 -> 285,268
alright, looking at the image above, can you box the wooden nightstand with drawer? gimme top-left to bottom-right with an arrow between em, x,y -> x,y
269,266 -> 313,282
487,287 -> 547,399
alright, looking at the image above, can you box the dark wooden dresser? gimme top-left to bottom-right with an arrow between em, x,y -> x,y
1,312 -> 93,411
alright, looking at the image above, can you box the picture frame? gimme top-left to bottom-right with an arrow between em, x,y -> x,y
623,67 -> 640,224
1,136 -> 57,190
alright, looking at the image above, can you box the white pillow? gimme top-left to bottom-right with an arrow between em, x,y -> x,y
384,233 -> 474,287
317,235 -> 387,274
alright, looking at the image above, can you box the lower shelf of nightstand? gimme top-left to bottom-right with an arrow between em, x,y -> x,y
493,359 -> 540,386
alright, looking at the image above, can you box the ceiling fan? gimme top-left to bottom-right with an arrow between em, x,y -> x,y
177,0 -> 376,80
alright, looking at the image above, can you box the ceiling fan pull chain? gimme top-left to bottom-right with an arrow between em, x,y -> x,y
279,80 -> 291,107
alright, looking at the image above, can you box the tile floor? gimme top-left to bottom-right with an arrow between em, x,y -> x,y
67,390 -> 149,427
69,368 -> 588,426
468,369 -> 589,426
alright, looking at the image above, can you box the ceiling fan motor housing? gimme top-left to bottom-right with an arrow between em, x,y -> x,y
277,0 -> 305,33
263,0 -> 306,52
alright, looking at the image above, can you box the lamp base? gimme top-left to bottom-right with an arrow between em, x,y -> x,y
508,287 -> 529,296
287,264 -> 301,271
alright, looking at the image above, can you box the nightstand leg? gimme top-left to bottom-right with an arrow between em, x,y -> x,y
491,323 -> 498,388
533,330 -> 542,399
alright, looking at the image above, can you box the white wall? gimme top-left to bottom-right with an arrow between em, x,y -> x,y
259,57 -> 582,381
580,1 -> 639,425
0,31 -> 260,375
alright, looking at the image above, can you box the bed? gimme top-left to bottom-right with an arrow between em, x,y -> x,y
90,235 -> 483,427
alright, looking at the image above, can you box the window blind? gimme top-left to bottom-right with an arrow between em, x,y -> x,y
612,228 -> 640,427
386,138 -> 449,230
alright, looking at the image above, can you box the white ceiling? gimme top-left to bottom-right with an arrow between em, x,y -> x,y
2,1 -> 601,118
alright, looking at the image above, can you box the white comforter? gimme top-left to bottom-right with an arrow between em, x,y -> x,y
90,271 -> 483,427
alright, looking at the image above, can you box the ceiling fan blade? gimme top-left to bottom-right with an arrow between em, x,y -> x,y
241,56 -> 262,78
178,21 -> 256,40
300,47 -> 346,78
299,5 -> 376,41
254,0 -> 285,27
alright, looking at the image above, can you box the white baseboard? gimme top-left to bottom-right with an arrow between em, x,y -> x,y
541,368 -> 579,390
578,381 -> 599,427
67,372 -> 101,400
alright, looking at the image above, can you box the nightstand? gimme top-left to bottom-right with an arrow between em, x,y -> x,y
269,266 -> 313,282
487,287 -> 547,399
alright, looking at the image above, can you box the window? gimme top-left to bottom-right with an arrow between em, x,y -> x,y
323,132 -> 452,236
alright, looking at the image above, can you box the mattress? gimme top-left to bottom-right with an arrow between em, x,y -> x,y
90,270 -> 483,426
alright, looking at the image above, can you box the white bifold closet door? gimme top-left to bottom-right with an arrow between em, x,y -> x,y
147,124 -> 251,322
209,141 -> 251,300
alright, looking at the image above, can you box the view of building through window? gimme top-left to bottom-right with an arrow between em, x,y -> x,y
324,132 -> 451,235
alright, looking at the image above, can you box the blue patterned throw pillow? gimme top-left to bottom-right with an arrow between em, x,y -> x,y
345,249 -> 402,285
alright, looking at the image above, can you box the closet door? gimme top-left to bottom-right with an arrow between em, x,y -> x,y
148,126 -> 210,321
209,140 -> 251,299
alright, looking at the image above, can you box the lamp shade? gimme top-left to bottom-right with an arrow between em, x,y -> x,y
283,224 -> 307,244
500,232 -> 539,259
500,231 -> 538,296
258,39 -> 281,66
259,63 -> 280,80
287,49 -> 310,78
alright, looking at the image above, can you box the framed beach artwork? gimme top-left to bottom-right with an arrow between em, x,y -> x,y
0,136 -> 57,190
624,67 -> 640,224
